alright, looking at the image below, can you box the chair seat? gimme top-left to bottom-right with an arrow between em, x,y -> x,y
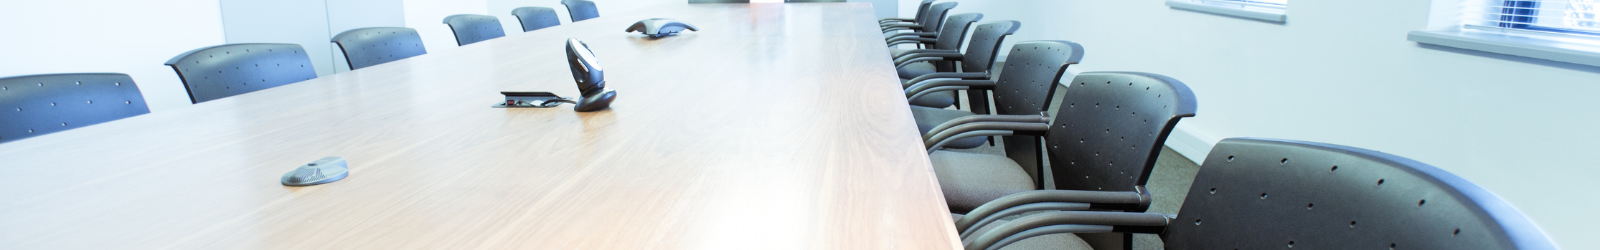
888,47 -> 911,57
909,90 -> 956,108
910,106 -> 985,149
952,214 -> 1093,250
932,151 -> 1036,213
898,62 -> 938,79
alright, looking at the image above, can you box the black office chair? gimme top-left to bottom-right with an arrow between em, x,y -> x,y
883,2 -> 956,37
165,43 -> 318,103
920,71 -> 1196,216
443,14 -> 506,46
894,21 -> 1019,110
331,27 -> 427,70
561,0 -> 600,22
888,13 -> 980,59
690,0 -> 750,2
511,7 -> 563,32
905,40 -> 1082,150
881,0 -> 937,26
959,138 -> 1558,250
0,73 -> 149,143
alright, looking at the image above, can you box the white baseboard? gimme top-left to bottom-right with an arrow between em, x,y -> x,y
1162,122 -> 1221,164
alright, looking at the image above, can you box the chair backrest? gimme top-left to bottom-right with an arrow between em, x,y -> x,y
911,0 -> 936,22
442,14 -> 506,46
932,13 -> 981,51
0,73 -> 149,143
918,2 -> 958,32
1164,138 -> 1557,250
690,0 -> 750,2
1044,72 -> 1195,193
960,21 -> 1019,73
561,0 -> 600,22
511,7 -> 562,31
164,43 -> 318,104
331,27 -> 427,70
984,40 -> 1083,186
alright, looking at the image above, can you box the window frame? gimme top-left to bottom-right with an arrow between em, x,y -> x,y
1409,0 -> 1600,68
1165,0 -> 1288,23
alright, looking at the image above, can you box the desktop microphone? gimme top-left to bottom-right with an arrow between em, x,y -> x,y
566,38 -> 616,112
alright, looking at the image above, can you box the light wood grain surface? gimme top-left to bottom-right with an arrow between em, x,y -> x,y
0,3 -> 961,249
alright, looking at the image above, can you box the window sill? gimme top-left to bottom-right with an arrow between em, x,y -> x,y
1408,29 -> 1600,68
1165,0 -> 1286,23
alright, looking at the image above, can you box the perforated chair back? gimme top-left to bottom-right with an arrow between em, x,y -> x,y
165,43 -> 318,104
960,21 -> 1019,73
910,0 -> 936,22
0,73 -> 149,143
331,27 -> 426,70
932,13 -> 981,51
443,14 -> 506,46
511,7 -> 562,31
1045,72 -> 1195,193
918,2 -> 957,32
1164,138 -> 1557,249
985,41 -> 1083,186
561,0 -> 600,22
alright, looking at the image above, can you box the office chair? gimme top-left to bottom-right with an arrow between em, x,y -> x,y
165,43 -> 318,103
958,138 -> 1558,250
331,27 -> 427,70
561,0 -> 600,22
919,71 -> 1195,215
511,7 -> 562,32
0,73 -> 149,143
880,0 -> 937,26
894,20 -> 1019,110
442,14 -> 506,46
689,0 -> 750,2
888,13 -> 980,59
906,40 -> 1081,150
884,2 -> 956,37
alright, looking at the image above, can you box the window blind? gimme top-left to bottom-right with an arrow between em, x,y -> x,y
1192,0 -> 1288,9
1462,0 -> 1600,35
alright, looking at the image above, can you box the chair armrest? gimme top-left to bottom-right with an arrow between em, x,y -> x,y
923,114 -> 1050,142
905,79 -> 995,97
966,211 -> 1172,250
880,17 -> 915,23
955,188 -> 1152,234
884,32 -> 938,40
886,37 -> 937,46
891,49 -> 959,60
903,72 -> 989,88
881,23 -> 922,31
924,122 -> 1048,150
958,202 -> 1092,239
895,53 -> 964,68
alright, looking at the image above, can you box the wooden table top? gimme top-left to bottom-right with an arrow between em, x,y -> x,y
0,3 -> 960,249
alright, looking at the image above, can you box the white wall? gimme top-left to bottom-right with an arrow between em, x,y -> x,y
221,0 -> 336,76
0,0 -> 226,112
901,0 -> 1597,248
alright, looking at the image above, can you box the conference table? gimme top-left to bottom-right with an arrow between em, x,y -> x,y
0,3 -> 962,249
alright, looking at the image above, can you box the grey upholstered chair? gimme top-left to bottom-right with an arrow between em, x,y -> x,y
511,7 -> 562,32
0,73 -> 149,143
165,43 -> 318,103
906,40 -> 1082,150
689,0 -> 750,2
331,27 -> 427,70
895,21 -> 1019,110
956,138 -> 1558,250
561,0 -> 600,22
919,71 -> 1196,216
887,13 -> 980,59
880,0 -> 937,26
883,2 -> 956,37
443,14 -> 506,46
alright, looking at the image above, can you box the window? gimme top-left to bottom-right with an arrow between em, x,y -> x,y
1165,0 -> 1289,23
1409,0 -> 1600,67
